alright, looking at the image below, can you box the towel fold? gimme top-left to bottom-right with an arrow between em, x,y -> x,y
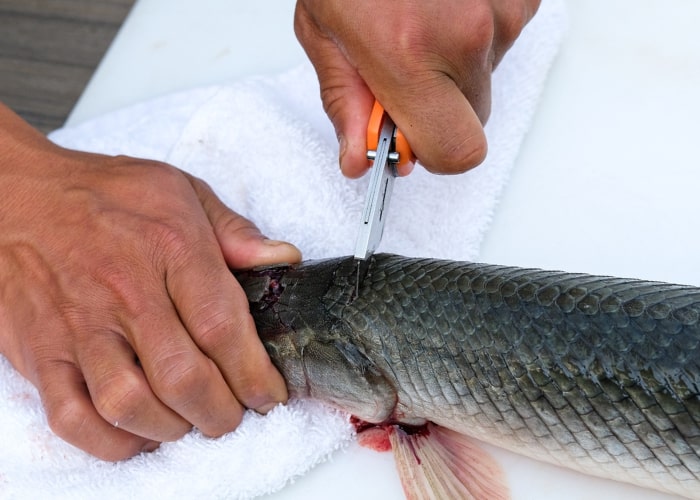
0,1 -> 567,498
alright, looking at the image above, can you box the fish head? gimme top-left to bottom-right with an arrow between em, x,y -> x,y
287,325 -> 397,422
237,259 -> 397,423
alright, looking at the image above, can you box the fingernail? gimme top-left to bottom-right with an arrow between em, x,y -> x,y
141,441 -> 161,453
338,135 -> 347,171
257,401 -> 282,415
262,238 -> 285,247
261,239 -> 302,263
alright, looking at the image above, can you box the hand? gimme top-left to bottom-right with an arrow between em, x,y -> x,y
0,104 -> 301,461
295,0 -> 540,177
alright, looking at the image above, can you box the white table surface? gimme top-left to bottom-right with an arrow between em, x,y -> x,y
67,1 -> 700,498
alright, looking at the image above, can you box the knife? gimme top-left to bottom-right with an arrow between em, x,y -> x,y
353,100 -> 415,296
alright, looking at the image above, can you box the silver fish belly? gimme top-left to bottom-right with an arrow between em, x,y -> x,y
237,253 -> 700,499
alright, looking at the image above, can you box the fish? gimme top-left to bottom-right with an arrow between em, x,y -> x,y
236,253 -> 700,499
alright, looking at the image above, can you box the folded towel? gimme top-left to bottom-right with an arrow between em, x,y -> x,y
0,1 -> 567,498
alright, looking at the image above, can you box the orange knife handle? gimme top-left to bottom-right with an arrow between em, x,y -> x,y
366,100 -> 416,173
366,100 -> 385,154
394,128 -> 415,172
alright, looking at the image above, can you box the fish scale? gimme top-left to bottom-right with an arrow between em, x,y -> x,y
237,253 -> 700,499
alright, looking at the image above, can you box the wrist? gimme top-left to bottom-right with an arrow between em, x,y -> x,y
0,103 -> 65,176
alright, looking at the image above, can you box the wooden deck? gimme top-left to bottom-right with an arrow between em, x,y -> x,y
0,0 -> 135,133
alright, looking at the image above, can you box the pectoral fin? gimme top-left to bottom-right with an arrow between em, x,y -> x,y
388,423 -> 509,500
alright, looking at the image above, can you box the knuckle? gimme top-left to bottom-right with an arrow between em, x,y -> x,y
148,222 -> 193,268
214,210 -> 258,243
45,396 -> 89,442
392,18 -> 429,56
496,2 -> 531,48
461,3 -> 496,53
153,222 -> 189,254
114,159 -> 195,210
115,156 -> 180,182
148,162 -> 192,192
191,309 -> 241,351
152,354 -> 209,406
293,2 -> 314,42
92,375 -> 147,426
319,86 -> 342,120
186,292 -> 250,349
388,19 -> 439,77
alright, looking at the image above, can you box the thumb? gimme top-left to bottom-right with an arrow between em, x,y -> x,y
294,4 -> 375,179
380,74 -> 489,174
187,174 -> 302,269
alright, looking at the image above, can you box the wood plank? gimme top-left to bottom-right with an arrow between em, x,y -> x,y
1,0 -> 134,24
0,0 -> 135,133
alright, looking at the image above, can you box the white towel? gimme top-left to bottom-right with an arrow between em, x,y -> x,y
0,1 -> 567,498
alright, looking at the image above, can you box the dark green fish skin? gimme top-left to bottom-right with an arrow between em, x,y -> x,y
237,254 -> 700,499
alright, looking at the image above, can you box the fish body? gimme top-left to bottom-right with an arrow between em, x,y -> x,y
237,254 -> 700,499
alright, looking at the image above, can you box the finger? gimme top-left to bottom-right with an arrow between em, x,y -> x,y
36,358 -> 158,461
163,228 -> 289,415
184,175 -> 292,414
491,0 -> 541,66
124,281 -> 246,438
150,209 -> 287,416
385,72 -> 489,175
294,3 -> 376,178
186,174 -> 302,269
78,329 -> 191,442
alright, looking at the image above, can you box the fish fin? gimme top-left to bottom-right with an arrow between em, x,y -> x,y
388,423 -> 509,500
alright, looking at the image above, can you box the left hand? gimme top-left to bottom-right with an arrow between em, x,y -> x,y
0,103 -> 300,460
295,0 -> 540,177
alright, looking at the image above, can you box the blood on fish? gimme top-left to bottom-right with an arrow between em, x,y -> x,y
357,426 -> 392,452
239,266 -> 289,311
351,416 -> 431,461
268,279 -> 282,294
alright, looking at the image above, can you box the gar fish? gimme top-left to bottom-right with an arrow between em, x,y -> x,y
236,253 -> 700,499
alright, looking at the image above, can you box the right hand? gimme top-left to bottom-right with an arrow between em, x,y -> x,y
295,0 -> 540,177
0,103 -> 301,460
